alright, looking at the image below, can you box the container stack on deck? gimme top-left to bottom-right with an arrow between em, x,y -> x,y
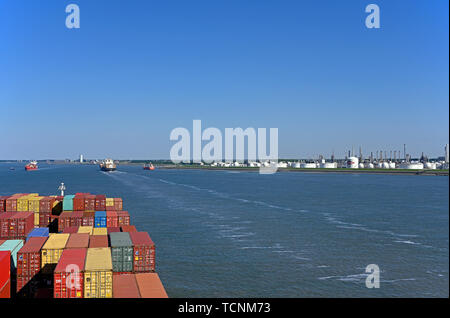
0,193 -> 167,298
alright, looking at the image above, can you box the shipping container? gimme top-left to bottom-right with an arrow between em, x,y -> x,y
54,248 -> 87,298
107,227 -> 121,234
84,195 -> 96,211
65,233 -> 89,249
106,211 -> 118,227
58,211 -> 72,232
94,211 -> 107,228
113,273 -> 140,298
84,248 -> 113,298
82,211 -> 95,227
39,197 -> 56,213
63,195 -> 75,211
0,212 -> 14,239
26,227 -> 49,241
63,226 -> 79,234
0,251 -> 10,293
106,198 -> 114,207
71,211 -> 84,227
121,225 -> 137,233
135,273 -> 168,298
0,196 -> 8,212
92,228 -> 107,236
9,212 -> 34,239
109,232 -> 133,272
89,235 -> 109,248
0,240 -> 24,272
17,237 -> 47,277
113,198 -> 123,211
72,195 -> 85,211
5,194 -> 25,212
117,211 -> 130,226
28,196 -> 43,212
39,211 -> 51,227
77,226 -> 93,235
95,195 -> 106,211
17,195 -> 31,212
34,211 -> 39,228
130,232 -> 155,272
0,279 -> 10,298
41,233 -> 70,273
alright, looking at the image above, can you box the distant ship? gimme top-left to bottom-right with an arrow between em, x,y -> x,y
99,159 -> 116,172
143,163 -> 155,171
25,160 -> 38,171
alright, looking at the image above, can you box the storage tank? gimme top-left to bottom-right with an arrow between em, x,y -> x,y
398,162 -> 424,170
346,157 -> 359,169
424,162 -> 437,170
382,162 -> 390,169
377,162 -> 384,169
300,163 -> 317,169
292,162 -> 301,168
389,162 -> 396,169
358,163 -> 365,169
364,162 -> 375,169
319,162 -> 337,169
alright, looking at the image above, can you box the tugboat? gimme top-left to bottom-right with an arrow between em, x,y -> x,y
99,158 -> 117,172
143,163 -> 155,170
25,160 -> 38,171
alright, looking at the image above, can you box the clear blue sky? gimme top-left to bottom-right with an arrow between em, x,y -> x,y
1,0 -> 448,160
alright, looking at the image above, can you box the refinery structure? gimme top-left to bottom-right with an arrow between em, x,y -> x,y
208,144 -> 450,170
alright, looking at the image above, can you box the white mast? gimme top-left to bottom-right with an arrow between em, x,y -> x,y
58,182 -> 66,196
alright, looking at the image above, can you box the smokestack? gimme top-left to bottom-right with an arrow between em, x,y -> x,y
404,144 -> 406,161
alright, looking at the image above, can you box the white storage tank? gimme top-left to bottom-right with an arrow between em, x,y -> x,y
424,162 -> 437,170
319,162 -> 337,169
382,162 -> 390,169
300,163 -> 317,169
398,162 -> 424,170
377,162 -> 384,169
389,162 -> 396,169
364,162 -> 374,169
358,163 -> 365,169
292,162 -> 301,168
346,157 -> 359,169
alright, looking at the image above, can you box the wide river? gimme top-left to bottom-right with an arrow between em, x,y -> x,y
0,163 -> 448,297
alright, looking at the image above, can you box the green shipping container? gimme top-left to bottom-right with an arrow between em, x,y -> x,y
63,195 -> 75,211
0,239 -> 24,272
109,232 -> 133,272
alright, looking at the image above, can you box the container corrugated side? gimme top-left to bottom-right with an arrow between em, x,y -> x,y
41,233 -> 70,272
109,232 -> 133,272
84,248 -> 113,298
113,273 -> 140,298
130,232 -> 155,272
54,248 -> 87,298
65,233 -> 89,249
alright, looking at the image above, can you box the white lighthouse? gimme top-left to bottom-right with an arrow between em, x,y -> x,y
79,154 -> 84,163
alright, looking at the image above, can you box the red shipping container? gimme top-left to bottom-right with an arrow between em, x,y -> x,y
71,211 -> 84,227
107,227 -> 121,234
117,211 -> 130,226
82,211 -> 95,226
113,198 -> 123,211
16,237 -> 47,277
39,211 -> 51,227
10,211 -> 34,239
0,280 -> 10,298
95,195 -> 106,211
106,211 -> 118,227
73,195 -> 85,211
0,196 -> 8,212
84,195 -> 96,211
121,225 -> 137,233
5,194 -> 21,212
58,211 -> 72,232
54,248 -> 87,298
63,226 -> 79,234
113,273 -> 140,298
65,233 -> 89,249
39,197 -> 56,213
130,232 -> 155,272
88,235 -> 109,248
0,212 -> 15,239
0,251 -> 10,290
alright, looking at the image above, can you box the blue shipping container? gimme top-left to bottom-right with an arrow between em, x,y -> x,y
94,211 -> 107,228
26,228 -> 49,241
63,195 -> 75,211
0,240 -> 24,272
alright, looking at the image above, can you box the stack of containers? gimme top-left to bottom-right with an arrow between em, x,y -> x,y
65,233 -> 89,249
109,232 -> 133,273
28,196 -> 43,228
26,228 -> 49,242
95,195 -> 106,211
0,212 -> 15,239
107,227 -> 121,234
71,211 -> 84,227
84,247 -> 113,298
89,235 -> 109,248
16,237 -> 48,296
84,195 -> 96,211
63,226 -> 79,234
121,225 -> 137,233
105,198 -> 114,210
63,195 -> 75,211
58,211 -> 72,232
72,194 -> 85,212
5,194 -> 25,212
117,211 -> 130,227
0,250 -> 10,298
0,240 -> 24,294
9,212 -> 34,239
39,197 -> 55,227
82,211 -> 95,226
54,248 -> 87,298
0,196 -> 8,212
106,211 -> 118,227
130,232 -> 155,272
41,233 -> 70,274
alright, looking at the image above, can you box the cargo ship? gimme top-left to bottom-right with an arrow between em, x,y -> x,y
143,163 -> 155,170
99,159 -> 116,172
0,192 -> 167,299
24,161 -> 38,171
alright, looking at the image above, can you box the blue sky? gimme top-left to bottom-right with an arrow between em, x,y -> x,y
0,0 -> 448,159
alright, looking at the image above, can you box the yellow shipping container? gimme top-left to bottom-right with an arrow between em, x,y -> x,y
105,198 -> 114,207
28,196 -> 43,212
41,233 -> 70,272
34,212 -> 40,227
84,248 -> 113,298
17,195 -> 32,211
78,226 -> 93,235
92,228 -> 107,236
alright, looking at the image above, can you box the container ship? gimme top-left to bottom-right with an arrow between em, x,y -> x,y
99,159 -> 116,172
24,161 -> 38,171
143,163 -> 155,170
0,192 -> 167,298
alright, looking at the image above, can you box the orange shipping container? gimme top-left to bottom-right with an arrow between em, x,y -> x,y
135,273 -> 168,298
